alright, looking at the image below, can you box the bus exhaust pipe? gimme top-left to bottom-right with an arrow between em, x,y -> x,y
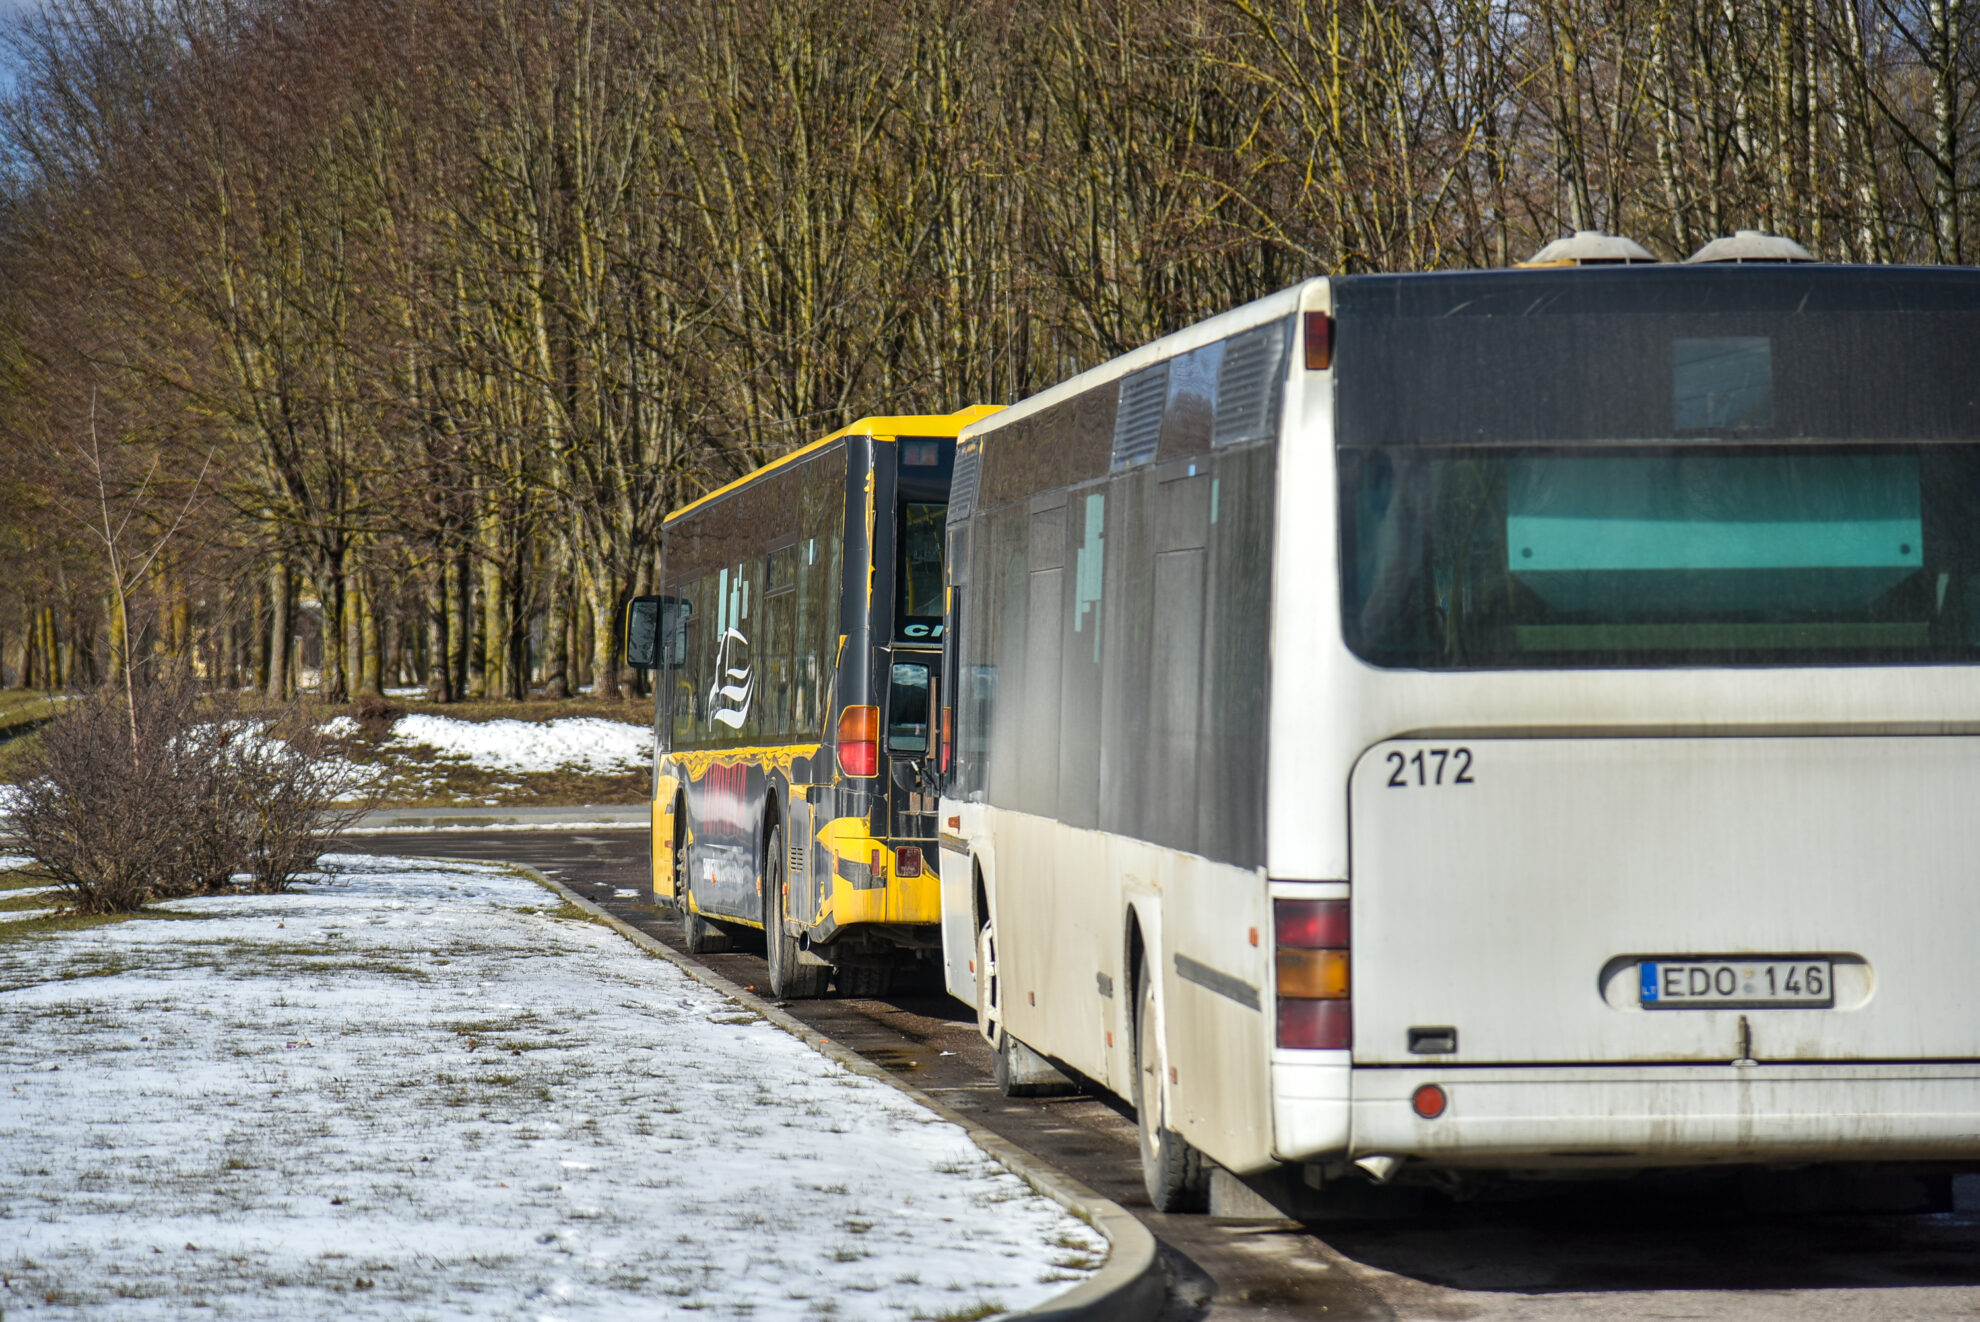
1355,1154 -> 1403,1185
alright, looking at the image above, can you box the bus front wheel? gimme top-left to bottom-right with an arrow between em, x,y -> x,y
765,822 -> 827,999
1134,958 -> 1208,1212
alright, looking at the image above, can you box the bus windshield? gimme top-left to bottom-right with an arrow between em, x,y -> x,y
1340,443 -> 1980,668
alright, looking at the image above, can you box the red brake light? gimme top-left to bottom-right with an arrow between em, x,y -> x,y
837,705 -> 879,777
1412,1083 -> 1448,1119
1275,898 -> 1348,949
1304,311 -> 1334,371
1277,999 -> 1351,1049
939,706 -> 952,773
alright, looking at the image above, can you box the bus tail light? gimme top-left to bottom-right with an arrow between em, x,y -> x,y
939,706 -> 952,773
1275,897 -> 1349,1049
1276,948 -> 1349,999
1304,311 -> 1334,371
837,705 -> 879,777
1278,999 -> 1351,1050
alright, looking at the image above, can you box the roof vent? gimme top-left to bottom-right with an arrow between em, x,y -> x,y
1519,231 -> 1659,267
1684,230 -> 1814,264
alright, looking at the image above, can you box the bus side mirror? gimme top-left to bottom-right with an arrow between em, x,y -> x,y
663,598 -> 690,667
623,596 -> 664,671
625,595 -> 692,671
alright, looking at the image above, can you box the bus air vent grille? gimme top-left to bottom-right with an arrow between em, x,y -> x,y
1111,362 -> 1169,470
948,445 -> 980,522
1212,322 -> 1287,447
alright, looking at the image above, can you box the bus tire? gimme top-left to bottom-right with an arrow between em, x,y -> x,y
765,821 -> 826,999
665,795 -> 688,912
1134,958 -> 1207,1213
836,965 -> 892,998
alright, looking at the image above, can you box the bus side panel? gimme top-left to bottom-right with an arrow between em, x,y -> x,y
651,770 -> 682,903
986,804 -> 1276,1176
1150,844 -> 1276,1176
989,806 -> 1117,1090
683,756 -> 769,925
938,833 -> 977,1005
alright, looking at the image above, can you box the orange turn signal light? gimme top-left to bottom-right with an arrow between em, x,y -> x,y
837,705 -> 879,777
1276,948 -> 1350,1000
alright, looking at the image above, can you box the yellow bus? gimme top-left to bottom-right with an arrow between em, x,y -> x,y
625,407 -> 997,997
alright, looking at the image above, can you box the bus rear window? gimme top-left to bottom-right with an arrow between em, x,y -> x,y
1339,444 -> 1980,668
898,502 -> 946,631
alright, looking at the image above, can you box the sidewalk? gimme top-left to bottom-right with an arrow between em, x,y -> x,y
349,804 -> 647,832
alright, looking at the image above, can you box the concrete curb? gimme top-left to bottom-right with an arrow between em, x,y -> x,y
510,862 -> 1167,1322
350,805 -> 647,832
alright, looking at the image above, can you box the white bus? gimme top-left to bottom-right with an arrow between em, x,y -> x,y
936,250 -> 1980,1211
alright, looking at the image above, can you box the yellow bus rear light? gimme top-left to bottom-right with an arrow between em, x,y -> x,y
1276,948 -> 1349,999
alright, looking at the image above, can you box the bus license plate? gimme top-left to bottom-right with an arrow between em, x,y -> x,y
1639,960 -> 1833,1009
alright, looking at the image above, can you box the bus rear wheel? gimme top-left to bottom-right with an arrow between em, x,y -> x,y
765,822 -> 826,1000
836,965 -> 892,998
1134,958 -> 1207,1212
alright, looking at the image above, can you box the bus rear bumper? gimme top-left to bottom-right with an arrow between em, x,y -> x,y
1290,1063 -> 1980,1168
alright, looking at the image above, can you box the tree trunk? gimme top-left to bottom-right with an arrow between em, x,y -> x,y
425,552 -> 452,703
266,557 -> 292,700
448,550 -> 472,702
543,572 -> 570,699
315,552 -> 347,702
479,554 -> 505,700
358,570 -> 383,696
589,579 -> 620,703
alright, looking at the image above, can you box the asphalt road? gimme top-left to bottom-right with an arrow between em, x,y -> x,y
342,829 -> 1980,1321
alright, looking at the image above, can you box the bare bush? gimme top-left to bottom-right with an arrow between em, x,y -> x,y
9,675 -> 373,912
9,678 -> 200,913
229,702 -> 371,894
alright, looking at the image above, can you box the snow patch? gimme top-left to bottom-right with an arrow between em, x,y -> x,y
383,714 -> 650,774
0,854 -> 1102,1318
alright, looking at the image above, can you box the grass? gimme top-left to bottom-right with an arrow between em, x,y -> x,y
0,889 -> 57,911
912,1303 -> 1005,1322
0,910 -> 138,947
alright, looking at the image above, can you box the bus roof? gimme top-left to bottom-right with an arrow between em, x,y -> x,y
664,405 -> 1002,526
958,281 -> 1318,445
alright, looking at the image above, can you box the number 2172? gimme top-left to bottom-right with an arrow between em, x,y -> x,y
1385,747 -> 1474,788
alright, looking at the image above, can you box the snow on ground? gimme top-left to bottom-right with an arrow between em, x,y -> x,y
0,853 -> 32,870
329,714 -> 651,776
0,856 -> 1104,1320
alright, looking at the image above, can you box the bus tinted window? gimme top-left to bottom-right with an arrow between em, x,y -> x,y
1334,267 -> 1980,448
1340,444 -> 1980,668
898,502 -> 946,626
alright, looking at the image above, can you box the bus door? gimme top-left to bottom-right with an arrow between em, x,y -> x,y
883,652 -> 941,855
